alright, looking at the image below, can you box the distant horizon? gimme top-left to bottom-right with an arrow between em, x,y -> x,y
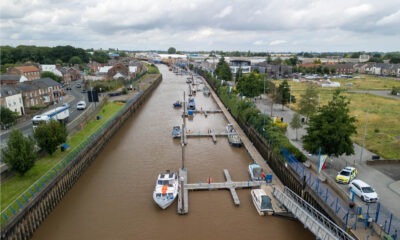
2,45 -> 399,55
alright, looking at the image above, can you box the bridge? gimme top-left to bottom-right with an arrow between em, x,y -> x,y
273,186 -> 355,240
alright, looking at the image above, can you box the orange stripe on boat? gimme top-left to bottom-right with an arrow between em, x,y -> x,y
162,185 -> 168,194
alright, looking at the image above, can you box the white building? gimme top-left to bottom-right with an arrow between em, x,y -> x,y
0,86 -> 25,115
41,65 -> 63,77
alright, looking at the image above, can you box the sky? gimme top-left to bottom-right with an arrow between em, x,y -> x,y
1,0 -> 400,53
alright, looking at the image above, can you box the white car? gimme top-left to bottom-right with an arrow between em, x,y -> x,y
349,179 -> 379,203
76,101 -> 86,110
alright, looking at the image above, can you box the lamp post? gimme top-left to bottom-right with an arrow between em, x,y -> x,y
359,112 -> 369,164
263,109 -> 266,131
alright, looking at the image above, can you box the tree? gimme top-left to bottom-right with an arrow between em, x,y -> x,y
298,85 -> 319,122
33,120 -> 67,155
41,71 -> 62,83
167,47 -> 176,54
0,107 -> 18,129
236,72 -> 264,98
275,80 -> 291,109
91,51 -> 109,63
69,56 -> 83,65
215,57 -> 232,81
1,129 -> 37,175
302,90 -> 357,157
290,112 -> 302,140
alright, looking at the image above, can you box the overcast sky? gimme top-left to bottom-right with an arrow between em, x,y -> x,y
1,0 -> 399,52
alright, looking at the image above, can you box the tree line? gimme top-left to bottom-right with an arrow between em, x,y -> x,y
0,45 -> 112,73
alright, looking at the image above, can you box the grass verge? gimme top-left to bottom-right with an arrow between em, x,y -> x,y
1,102 -> 124,210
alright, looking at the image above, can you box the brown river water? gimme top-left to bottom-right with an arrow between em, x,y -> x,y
32,64 -> 313,240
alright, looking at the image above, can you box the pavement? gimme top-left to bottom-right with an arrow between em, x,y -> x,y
254,95 -> 400,218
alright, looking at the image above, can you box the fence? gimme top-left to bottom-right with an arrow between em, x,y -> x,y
281,147 -> 399,239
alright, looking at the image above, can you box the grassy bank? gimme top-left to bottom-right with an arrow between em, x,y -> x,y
1,102 -> 124,210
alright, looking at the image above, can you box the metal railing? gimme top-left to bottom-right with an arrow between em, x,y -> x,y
274,186 -> 354,240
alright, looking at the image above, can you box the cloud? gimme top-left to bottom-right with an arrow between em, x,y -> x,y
214,6 -> 233,18
0,0 -> 399,52
270,40 -> 287,46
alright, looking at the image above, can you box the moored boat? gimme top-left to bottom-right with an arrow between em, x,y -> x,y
173,100 -> 182,108
153,170 -> 179,209
187,98 -> 196,110
172,126 -> 181,138
203,86 -> 210,96
226,123 -> 242,147
251,188 -> 274,216
248,163 -> 264,181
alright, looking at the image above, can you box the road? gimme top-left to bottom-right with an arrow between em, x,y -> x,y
0,80 -> 93,165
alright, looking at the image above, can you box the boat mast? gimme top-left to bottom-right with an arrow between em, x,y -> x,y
181,91 -> 186,170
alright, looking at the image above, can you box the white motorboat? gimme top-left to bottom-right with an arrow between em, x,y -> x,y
187,98 -> 196,110
251,189 -> 274,216
153,171 -> 179,209
226,123 -> 242,147
172,126 -> 181,138
248,163 -> 264,181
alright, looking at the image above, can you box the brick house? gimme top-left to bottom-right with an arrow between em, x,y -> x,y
7,66 -> 41,81
16,78 -> 62,108
0,74 -> 25,85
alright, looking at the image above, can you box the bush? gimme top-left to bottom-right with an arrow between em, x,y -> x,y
2,129 -> 37,175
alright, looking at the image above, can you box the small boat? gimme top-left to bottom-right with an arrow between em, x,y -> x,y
187,98 -> 196,110
173,100 -> 182,108
248,163 -> 264,181
172,126 -> 181,138
226,124 -> 242,147
153,170 -> 179,209
203,86 -> 211,96
251,189 -> 274,216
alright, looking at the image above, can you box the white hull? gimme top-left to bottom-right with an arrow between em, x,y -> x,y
153,171 -> 179,209
251,189 -> 274,216
248,164 -> 264,181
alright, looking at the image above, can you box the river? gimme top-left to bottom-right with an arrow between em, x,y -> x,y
32,64 -> 313,240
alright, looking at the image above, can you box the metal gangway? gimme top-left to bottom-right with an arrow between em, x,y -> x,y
273,186 -> 355,240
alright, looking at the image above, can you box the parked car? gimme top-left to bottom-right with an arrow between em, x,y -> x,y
336,166 -> 357,184
349,179 -> 379,203
76,101 -> 86,110
81,89 -> 87,93
76,83 -> 81,88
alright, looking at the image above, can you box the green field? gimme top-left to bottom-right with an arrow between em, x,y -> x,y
274,75 -> 400,159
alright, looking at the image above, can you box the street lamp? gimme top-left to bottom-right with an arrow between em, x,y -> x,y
359,112 -> 369,164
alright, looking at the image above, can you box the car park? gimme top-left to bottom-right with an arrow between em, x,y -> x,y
336,166 -> 357,184
76,101 -> 86,110
349,179 -> 379,203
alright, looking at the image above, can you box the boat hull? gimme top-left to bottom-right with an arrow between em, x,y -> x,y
153,172 -> 179,209
251,189 -> 274,216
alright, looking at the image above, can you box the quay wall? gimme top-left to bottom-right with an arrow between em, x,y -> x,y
0,75 -> 162,240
